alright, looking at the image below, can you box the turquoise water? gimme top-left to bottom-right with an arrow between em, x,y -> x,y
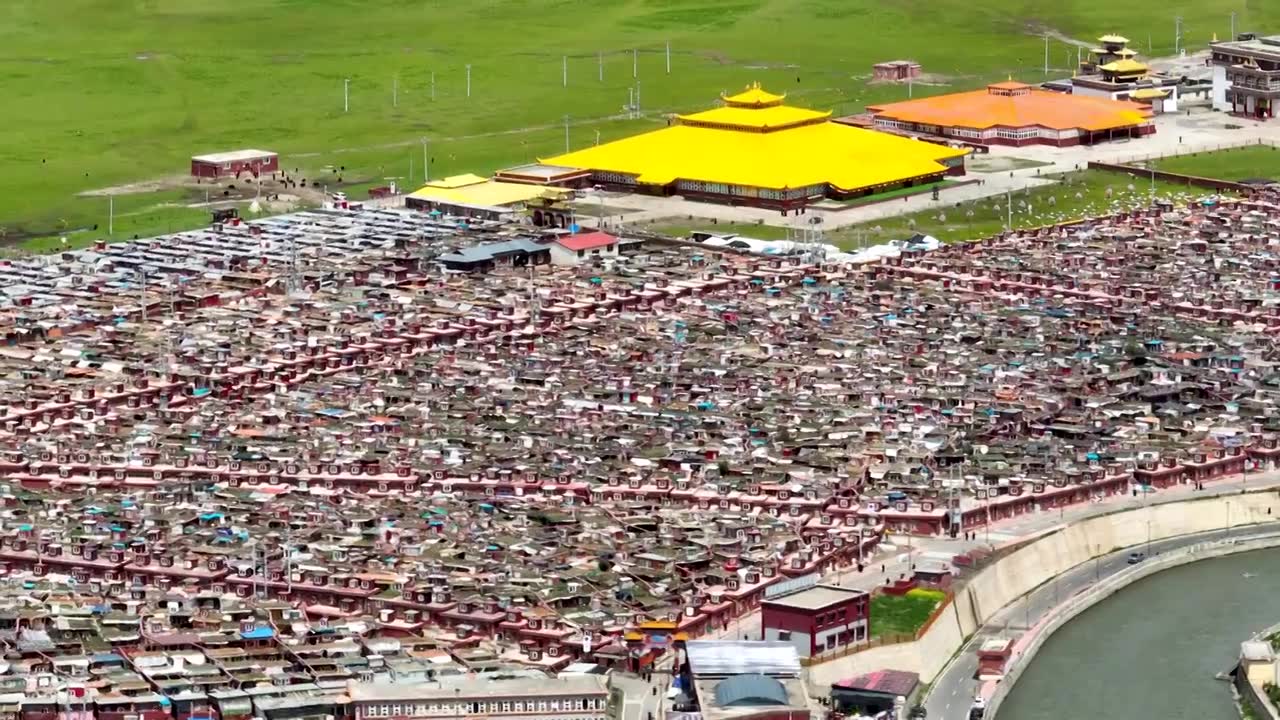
998,547 -> 1280,720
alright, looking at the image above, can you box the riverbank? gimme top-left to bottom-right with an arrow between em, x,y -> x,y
808,489 -> 1280,693
990,546 -> 1280,719
985,532 -> 1280,718
1233,621 -> 1280,720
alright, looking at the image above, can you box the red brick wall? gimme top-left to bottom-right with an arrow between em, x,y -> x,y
760,604 -> 817,636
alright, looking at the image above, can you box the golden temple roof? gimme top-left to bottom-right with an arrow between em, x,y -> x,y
1099,59 -> 1150,75
677,104 -> 831,131
721,82 -> 786,108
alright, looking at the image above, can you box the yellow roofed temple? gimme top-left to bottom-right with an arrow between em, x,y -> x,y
720,82 -> 787,107
540,84 -> 967,211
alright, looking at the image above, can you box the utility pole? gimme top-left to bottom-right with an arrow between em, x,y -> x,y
466,64 -> 472,98
1231,11 -> 1237,40
628,87 -> 634,118
984,489 -> 991,548
393,74 -> 398,108
595,129 -> 601,146
285,529 -> 293,592
1044,34 -> 1049,75
430,71 -> 435,101
422,138 -> 429,183
1243,445 -> 1249,493
633,48 -> 638,78
636,80 -> 641,115
287,231 -> 300,295
563,114 -> 571,153
598,51 -> 604,82
137,268 -> 147,325
908,75 -> 913,99
1006,189 -> 1013,230
563,55 -> 568,88
343,78 -> 350,113
1175,16 -> 1183,56
666,41 -> 671,74
108,194 -> 114,236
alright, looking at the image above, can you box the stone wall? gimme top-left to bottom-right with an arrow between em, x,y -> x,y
807,490 -> 1280,690
1087,160 -> 1256,193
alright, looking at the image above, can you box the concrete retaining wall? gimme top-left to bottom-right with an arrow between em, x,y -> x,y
986,533 -> 1280,718
808,490 -> 1280,690
1236,666 -> 1275,720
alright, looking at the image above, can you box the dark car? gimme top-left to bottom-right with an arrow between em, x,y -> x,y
1127,552 -> 1145,564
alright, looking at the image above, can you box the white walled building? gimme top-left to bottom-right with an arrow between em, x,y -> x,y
549,233 -> 619,266
348,675 -> 609,720
1211,34 -> 1280,119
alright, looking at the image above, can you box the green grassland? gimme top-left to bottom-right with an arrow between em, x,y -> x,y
1153,144 -> 1280,181
0,0 -> 1272,249
870,588 -> 946,639
825,169 -> 1213,248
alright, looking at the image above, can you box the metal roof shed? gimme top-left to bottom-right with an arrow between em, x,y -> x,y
685,640 -> 801,678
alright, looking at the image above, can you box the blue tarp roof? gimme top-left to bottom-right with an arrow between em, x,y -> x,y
239,626 -> 275,640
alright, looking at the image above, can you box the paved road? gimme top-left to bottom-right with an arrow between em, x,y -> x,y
611,671 -> 667,720
608,471 -> 1280,709
923,526 -> 1279,720
689,470 -> 1280,655
848,468 -> 1280,593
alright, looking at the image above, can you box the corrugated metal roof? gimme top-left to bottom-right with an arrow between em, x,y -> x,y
439,238 -> 546,264
685,641 -> 801,678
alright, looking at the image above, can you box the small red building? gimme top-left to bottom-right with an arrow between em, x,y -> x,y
873,60 -> 922,82
976,638 -> 1013,678
760,583 -> 869,658
191,149 -> 279,180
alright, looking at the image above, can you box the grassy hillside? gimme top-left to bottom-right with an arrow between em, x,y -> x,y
0,0 -> 1270,246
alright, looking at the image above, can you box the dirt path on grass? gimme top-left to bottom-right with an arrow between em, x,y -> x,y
79,174 -> 190,197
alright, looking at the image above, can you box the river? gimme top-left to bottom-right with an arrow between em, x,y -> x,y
998,546 -> 1280,720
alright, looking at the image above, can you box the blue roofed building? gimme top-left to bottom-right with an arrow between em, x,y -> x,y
681,641 -> 813,720
437,238 -> 550,273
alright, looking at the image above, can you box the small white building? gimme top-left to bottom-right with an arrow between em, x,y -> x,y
549,232 -> 619,266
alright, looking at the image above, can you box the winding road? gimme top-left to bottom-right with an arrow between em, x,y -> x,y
923,525 -> 1280,720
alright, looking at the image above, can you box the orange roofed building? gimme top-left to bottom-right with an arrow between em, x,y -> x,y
865,81 -> 1155,147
